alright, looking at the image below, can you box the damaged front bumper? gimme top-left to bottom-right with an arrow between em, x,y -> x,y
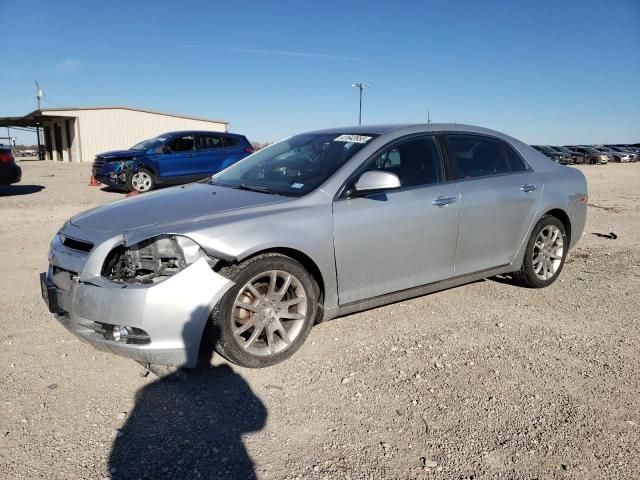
93,160 -> 133,188
41,225 -> 233,367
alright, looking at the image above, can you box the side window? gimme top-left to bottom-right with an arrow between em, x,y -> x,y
446,135 -> 509,179
363,136 -> 443,188
222,136 -> 240,148
197,135 -> 223,150
167,135 -> 195,152
503,144 -> 528,172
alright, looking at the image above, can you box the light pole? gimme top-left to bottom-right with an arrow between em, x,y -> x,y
351,82 -> 369,125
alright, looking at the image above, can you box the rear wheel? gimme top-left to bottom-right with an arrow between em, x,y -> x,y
207,253 -> 319,368
513,215 -> 567,288
127,168 -> 156,193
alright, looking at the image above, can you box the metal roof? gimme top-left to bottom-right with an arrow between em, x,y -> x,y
0,106 -> 228,128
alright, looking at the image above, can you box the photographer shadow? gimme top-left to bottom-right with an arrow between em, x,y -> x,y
109,307 -> 266,479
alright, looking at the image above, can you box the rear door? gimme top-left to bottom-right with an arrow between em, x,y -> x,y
195,134 -> 225,174
333,135 -> 460,305
445,134 -> 541,275
219,135 -> 250,170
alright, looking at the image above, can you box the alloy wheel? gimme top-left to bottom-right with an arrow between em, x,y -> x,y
231,270 -> 307,356
532,225 -> 564,281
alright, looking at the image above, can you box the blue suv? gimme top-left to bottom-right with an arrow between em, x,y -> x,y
92,131 -> 254,192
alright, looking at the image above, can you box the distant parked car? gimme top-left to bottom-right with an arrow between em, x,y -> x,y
605,146 -> 638,162
531,145 -> 572,164
0,146 -> 21,185
549,146 -> 586,164
92,131 -> 254,192
594,146 -> 634,163
569,146 -> 610,165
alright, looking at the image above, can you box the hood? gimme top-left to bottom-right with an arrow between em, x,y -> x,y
70,183 -> 287,234
97,149 -> 142,159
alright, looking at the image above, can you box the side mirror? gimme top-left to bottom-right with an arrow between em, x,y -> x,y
161,145 -> 171,154
353,170 -> 401,193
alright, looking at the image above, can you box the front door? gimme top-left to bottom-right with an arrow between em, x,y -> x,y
158,134 -> 196,179
444,134 -> 542,275
333,135 -> 460,305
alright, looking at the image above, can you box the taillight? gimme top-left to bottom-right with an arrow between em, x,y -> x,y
244,147 -> 255,153
0,152 -> 14,163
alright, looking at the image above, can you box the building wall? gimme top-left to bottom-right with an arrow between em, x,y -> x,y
42,108 -> 228,162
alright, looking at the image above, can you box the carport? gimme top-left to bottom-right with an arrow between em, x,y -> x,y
0,106 -> 229,163
0,110 -> 77,161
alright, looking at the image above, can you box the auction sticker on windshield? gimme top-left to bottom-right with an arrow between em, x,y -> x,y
333,135 -> 372,144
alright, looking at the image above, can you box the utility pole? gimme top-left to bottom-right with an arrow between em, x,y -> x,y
35,81 -> 43,159
427,110 -> 431,124
35,80 -> 43,110
351,82 -> 369,125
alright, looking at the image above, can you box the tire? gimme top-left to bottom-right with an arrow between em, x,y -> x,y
207,253 -> 319,368
512,215 -> 568,288
127,168 -> 156,193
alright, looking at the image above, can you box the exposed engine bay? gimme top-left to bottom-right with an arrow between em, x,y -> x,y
102,235 -> 213,284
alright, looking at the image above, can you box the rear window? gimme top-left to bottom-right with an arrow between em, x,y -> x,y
446,135 -> 510,179
222,136 -> 240,148
504,144 -> 528,172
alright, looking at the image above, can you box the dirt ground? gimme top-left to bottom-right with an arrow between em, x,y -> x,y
1,161 -> 638,480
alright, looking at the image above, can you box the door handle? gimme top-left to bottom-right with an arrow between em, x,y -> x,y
520,184 -> 537,193
432,195 -> 457,207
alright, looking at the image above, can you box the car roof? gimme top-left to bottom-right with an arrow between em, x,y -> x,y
162,130 -> 246,138
303,123 -> 519,137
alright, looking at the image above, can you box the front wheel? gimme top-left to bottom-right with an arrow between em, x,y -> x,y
127,168 -> 156,193
207,253 -> 319,368
512,215 -> 567,288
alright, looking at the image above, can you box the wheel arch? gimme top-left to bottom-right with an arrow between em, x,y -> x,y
542,208 -> 571,244
134,162 -> 158,176
233,247 -> 326,312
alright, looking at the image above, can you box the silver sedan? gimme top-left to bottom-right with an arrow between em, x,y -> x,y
41,124 -> 588,368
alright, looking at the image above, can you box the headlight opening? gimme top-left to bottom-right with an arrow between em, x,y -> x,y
102,235 -> 205,284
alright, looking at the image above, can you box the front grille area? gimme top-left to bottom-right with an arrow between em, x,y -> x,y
52,267 -> 76,291
61,235 -> 93,253
93,156 -> 105,169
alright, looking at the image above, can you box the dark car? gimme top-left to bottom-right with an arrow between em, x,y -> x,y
531,145 -> 572,165
0,145 -> 21,185
568,146 -> 610,165
549,146 -> 586,164
92,131 -> 254,192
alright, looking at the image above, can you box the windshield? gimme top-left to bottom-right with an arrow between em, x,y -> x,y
536,145 -> 555,153
211,133 -> 378,196
554,146 -> 572,153
130,135 -> 169,151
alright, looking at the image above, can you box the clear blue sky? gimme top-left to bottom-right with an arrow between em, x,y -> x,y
1,0 -> 638,146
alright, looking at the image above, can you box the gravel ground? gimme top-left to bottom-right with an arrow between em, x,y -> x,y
1,161 -> 639,480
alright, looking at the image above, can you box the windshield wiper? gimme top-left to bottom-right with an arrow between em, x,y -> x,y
236,183 -> 277,195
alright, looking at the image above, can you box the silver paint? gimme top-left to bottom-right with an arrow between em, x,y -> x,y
43,124 -> 588,367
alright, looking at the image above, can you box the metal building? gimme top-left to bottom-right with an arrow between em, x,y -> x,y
0,106 -> 229,162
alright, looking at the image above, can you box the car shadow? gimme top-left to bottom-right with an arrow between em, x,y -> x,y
108,307 -> 267,479
99,186 -> 126,194
0,184 -> 45,196
489,274 -> 519,286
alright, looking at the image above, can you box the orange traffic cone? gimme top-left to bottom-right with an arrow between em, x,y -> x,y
126,190 -> 139,197
88,175 -> 100,186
